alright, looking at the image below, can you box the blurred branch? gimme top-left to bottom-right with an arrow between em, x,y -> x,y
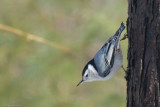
0,24 -> 74,55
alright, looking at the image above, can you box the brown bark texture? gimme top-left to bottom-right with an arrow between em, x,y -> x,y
127,0 -> 160,107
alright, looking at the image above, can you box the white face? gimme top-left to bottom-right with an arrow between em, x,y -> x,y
83,64 -> 99,82
77,64 -> 101,86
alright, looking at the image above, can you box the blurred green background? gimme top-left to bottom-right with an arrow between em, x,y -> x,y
0,0 -> 128,107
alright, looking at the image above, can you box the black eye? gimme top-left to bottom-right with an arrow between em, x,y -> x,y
86,74 -> 88,77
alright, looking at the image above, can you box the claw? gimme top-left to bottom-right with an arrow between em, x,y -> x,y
121,65 -> 127,72
121,65 -> 130,81
120,33 -> 128,41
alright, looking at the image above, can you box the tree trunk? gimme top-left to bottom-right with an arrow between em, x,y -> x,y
127,0 -> 160,107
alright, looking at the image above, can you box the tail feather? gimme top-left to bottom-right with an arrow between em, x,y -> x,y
103,22 -> 125,48
115,22 -> 125,49
114,22 -> 125,37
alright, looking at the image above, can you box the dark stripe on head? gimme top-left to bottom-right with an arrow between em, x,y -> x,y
82,59 -> 97,76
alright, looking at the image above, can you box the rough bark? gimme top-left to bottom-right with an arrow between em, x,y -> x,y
127,0 -> 160,107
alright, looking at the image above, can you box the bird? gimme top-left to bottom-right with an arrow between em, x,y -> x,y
77,22 -> 125,86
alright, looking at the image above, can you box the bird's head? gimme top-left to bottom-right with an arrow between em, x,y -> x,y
77,59 -> 100,86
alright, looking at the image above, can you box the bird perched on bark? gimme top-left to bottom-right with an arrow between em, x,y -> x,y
77,22 -> 125,86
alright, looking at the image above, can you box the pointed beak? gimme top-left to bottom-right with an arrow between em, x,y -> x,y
77,80 -> 84,87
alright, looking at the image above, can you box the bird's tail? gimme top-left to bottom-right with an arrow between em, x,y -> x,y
114,22 -> 125,49
103,22 -> 125,48
114,22 -> 125,37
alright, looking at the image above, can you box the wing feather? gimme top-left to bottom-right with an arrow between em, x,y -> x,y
93,22 -> 125,77
94,36 -> 117,77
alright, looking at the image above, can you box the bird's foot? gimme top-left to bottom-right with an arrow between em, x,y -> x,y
121,65 -> 130,80
120,33 -> 128,41
121,65 -> 127,72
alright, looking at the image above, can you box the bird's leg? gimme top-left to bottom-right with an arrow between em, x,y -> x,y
121,65 -> 130,80
121,65 -> 127,72
120,33 -> 128,41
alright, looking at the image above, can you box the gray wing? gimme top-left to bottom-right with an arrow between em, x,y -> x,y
94,37 -> 117,77
93,22 -> 125,77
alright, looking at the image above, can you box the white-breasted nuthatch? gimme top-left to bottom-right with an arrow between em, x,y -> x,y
77,22 -> 125,86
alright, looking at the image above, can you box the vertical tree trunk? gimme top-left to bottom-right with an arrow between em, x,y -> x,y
127,0 -> 160,107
